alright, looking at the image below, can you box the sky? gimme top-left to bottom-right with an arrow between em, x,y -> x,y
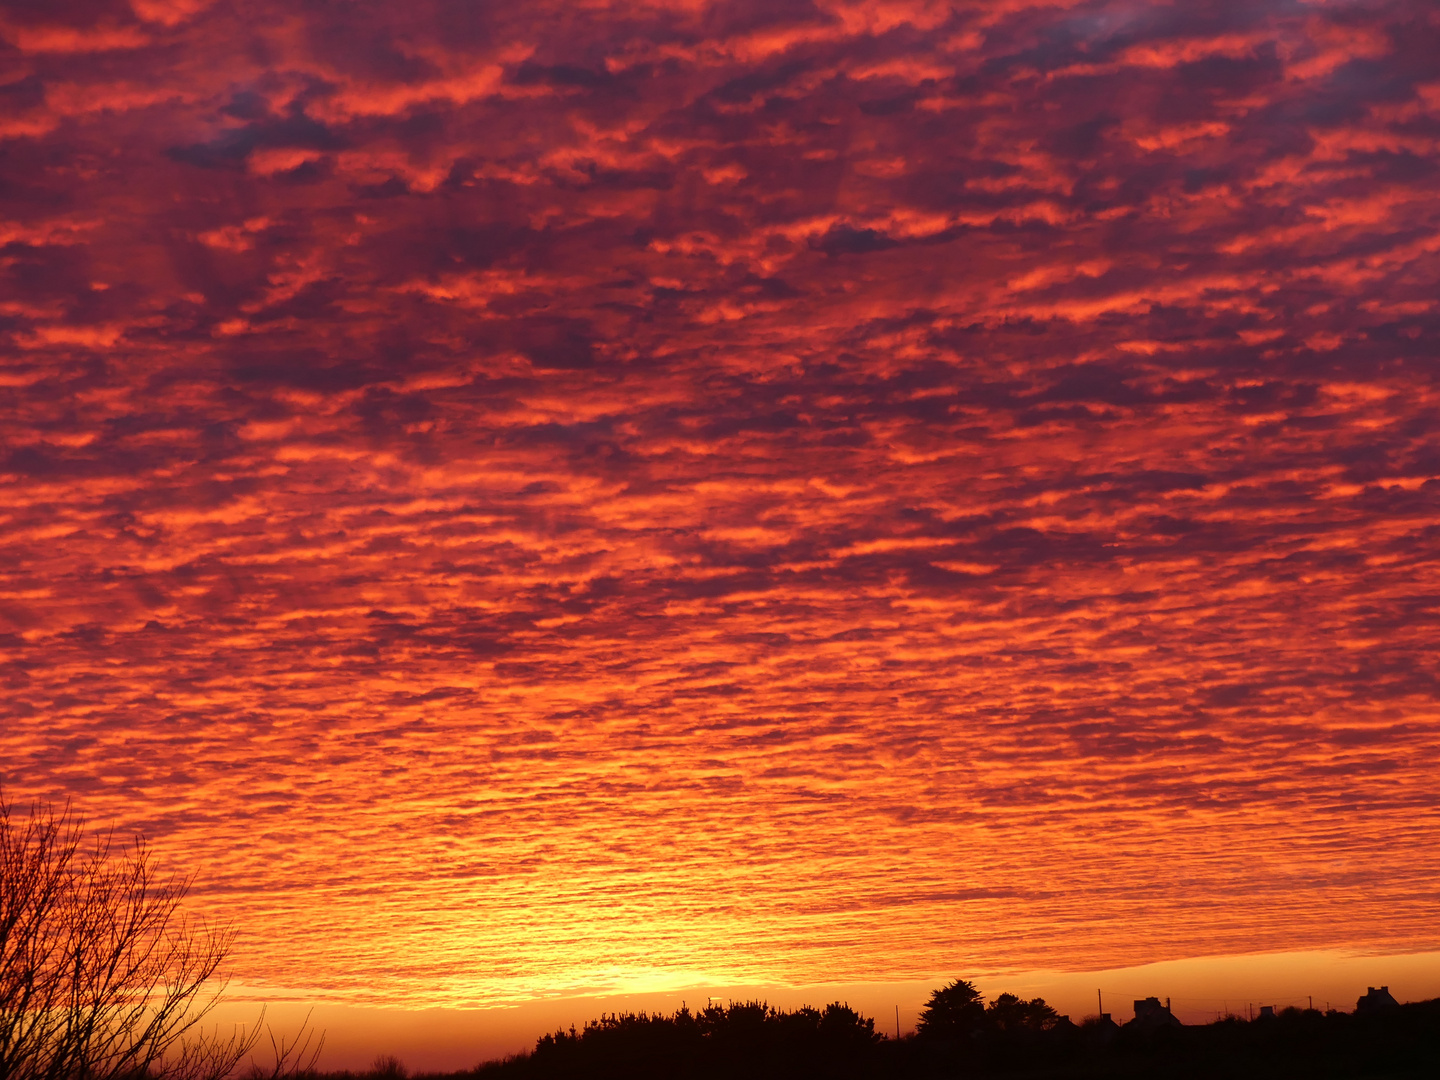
2,0 -> 1439,1064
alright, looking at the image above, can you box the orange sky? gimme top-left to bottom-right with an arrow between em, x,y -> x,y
2,0 -> 1439,1060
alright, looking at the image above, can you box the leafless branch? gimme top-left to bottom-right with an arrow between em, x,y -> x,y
0,788 -> 313,1080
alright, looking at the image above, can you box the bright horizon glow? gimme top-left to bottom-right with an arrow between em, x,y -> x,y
209,949 -> 1440,1071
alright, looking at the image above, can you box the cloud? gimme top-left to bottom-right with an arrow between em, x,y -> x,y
0,0 -> 1437,1008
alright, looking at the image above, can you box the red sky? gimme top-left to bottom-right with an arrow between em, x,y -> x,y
3,0 -> 1439,1047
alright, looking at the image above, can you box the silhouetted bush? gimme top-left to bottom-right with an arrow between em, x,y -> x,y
369,1055 -> 409,1080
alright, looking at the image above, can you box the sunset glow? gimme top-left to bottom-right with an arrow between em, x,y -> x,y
2,0 -> 1438,1051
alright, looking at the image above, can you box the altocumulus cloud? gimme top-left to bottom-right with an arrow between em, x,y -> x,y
1,0 -> 1438,1005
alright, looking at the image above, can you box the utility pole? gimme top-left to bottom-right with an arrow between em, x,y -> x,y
1097,989 -> 1102,1017
896,1005 -> 900,1041
1309,996 -> 1313,1012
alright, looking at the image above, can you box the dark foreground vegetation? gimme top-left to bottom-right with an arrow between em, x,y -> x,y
450,993 -> 1440,1080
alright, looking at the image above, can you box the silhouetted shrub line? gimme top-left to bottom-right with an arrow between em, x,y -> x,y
440,993 -> 1437,1079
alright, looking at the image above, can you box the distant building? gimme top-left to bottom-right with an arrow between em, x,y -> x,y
1128,997 -> 1182,1031
1356,986 -> 1399,1013
1258,1005 -> 1275,1020
1086,1013 -> 1121,1046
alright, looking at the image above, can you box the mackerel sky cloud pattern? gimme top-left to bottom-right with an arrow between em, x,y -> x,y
2,0 -> 1439,1007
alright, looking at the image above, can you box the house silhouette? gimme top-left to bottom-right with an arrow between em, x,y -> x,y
1127,997 -> 1182,1031
1356,986 -> 1399,1013
1087,1013 -> 1121,1046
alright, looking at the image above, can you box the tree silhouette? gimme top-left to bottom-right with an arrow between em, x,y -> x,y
984,992 -> 1059,1034
915,979 -> 984,1040
0,792 -> 265,1080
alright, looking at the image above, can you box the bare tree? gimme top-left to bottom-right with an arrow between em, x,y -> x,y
248,1012 -> 323,1080
0,792 -> 264,1080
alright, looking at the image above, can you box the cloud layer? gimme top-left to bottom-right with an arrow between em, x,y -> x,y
2,0 -> 1438,1005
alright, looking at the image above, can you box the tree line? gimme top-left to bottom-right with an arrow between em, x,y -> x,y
471,992 -> 1440,1079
